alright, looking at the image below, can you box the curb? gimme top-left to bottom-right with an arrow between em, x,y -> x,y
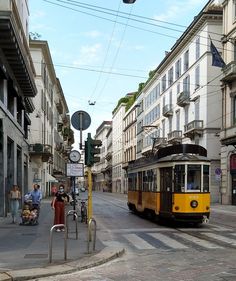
1,247 -> 125,281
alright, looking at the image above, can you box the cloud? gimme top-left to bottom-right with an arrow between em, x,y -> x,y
72,43 -> 102,66
82,30 -> 102,38
153,0 -> 206,22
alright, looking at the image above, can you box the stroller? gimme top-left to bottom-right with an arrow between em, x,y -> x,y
20,193 -> 39,225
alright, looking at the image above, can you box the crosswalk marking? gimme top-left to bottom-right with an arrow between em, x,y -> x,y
203,232 -> 236,246
148,233 -> 188,249
174,233 -> 223,249
123,234 -> 155,250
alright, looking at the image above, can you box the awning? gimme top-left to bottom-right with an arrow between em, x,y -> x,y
47,174 -> 58,183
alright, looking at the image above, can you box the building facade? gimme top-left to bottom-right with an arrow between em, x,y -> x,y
29,40 -> 73,197
220,0 -> 236,204
112,103 -> 126,193
93,121 -> 112,191
0,0 -> 37,216
137,0 -> 223,203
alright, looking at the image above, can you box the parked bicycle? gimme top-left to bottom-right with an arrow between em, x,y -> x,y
80,199 -> 88,223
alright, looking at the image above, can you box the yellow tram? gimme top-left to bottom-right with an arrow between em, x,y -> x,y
127,144 -> 210,224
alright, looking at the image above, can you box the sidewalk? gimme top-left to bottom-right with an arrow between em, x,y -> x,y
0,194 -> 236,281
0,198 -> 124,281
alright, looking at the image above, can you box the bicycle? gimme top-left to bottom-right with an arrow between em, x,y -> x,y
80,199 -> 88,223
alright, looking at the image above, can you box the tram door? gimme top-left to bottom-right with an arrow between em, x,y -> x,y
160,167 -> 173,213
232,174 -> 236,205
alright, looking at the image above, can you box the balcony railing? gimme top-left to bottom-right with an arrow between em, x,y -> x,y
29,144 -> 53,162
184,120 -> 203,139
162,104 -> 173,117
153,137 -> 168,148
177,91 -> 190,107
221,61 -> 236,83
167,130 -> 182,144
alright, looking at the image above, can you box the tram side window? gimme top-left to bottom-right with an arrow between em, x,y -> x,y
128,173 -> 136,191
187,165 -> 201,191
147,169 -> 154,192
174,165 -> 185,192
203,165 -> 209,192
143,171 -> 148,191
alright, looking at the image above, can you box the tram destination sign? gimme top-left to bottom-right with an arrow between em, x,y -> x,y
66,163 -> 84,177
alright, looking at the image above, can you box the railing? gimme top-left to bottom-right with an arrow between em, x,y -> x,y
162,104 -> 173,117
177,91 -> 190,106
184,120 -> 203,132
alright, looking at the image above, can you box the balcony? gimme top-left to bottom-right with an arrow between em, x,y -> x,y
177,91 -> 190,107
221,61 -> 236,83
184,120 -> 203,139
167,130 -> 182,144
0,15 -> 37,97
153,137 -> 168,148
29,144 -> 53,162
162,104 -> 173,117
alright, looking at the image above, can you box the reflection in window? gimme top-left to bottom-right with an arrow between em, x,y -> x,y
187,165 -> 201,191
174,165 -> 185,192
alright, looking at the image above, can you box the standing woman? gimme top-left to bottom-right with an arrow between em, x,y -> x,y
51,185 -> 69,232
9,185 -> 21,223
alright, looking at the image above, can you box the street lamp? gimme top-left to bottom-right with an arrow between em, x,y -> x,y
123,0 -> 136,3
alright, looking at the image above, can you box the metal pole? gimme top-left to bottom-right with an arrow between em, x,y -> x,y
79,112 -> 83,150
87,166 -> 93,222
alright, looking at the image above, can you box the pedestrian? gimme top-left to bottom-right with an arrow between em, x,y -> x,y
51,185 -> 57,196
51,184 -> 69,232
30,184 -> 42,222
9,185 -> 21,223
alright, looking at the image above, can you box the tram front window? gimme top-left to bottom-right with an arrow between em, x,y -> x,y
187,165 -> 201,191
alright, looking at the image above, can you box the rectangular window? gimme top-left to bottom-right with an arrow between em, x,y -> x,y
195,99 -> 200,120
176,110 -> 180,130
174,165 -> 185,192
203,165 -> 209,192
187,165 -> 201,191
175,58 -> 181,79
168,67 -> 173,86
162,119 -> 165,137
161,75 -> 167,92
184,106 -> 189,125
183,75 -> 190,95
196,36 -> 200,60
195,65 -> 200,89
183,50 -> 189,72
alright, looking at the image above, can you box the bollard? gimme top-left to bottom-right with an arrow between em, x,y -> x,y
87,218 -> 96,254
49,224 -> 67,263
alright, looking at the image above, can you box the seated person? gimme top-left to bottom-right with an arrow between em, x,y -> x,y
22,205 -> 31,220
29,209 -> 38,221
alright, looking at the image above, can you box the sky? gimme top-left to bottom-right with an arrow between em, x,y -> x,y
29,0 -> 208,151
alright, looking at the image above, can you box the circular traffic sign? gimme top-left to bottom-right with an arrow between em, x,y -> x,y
71,110 -> 91,131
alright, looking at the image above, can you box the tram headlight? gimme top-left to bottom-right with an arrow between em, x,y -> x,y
190,200 -> 198,208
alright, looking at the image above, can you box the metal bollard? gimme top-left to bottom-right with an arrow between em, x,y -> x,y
87,218 -> 96,254
66,210 -> 78,240
49,224 -> 67,263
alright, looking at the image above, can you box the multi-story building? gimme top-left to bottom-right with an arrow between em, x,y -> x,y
220,0 -> 236,204
105,126 -> 112,192
29,40 -> 73,197
93,121 -> 112,191
123,102 -> 138,193
0,0 -> 37,216
112,102 -> 126,193
137,0 -> 223,203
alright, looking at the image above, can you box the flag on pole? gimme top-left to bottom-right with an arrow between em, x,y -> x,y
210,40 -> 225,68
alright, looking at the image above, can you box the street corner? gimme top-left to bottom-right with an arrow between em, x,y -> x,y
0,272 -> 12,281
